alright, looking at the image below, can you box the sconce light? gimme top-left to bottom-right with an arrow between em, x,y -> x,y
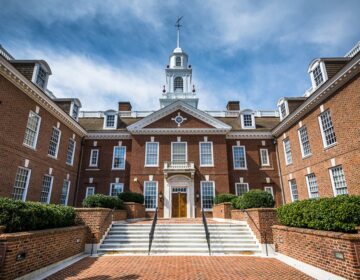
196,192 -> 200,202
133,177 -> 138,182
159,191 -> 163,202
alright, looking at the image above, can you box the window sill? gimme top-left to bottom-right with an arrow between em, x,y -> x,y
234,168 -> 248,170
66,163 -> 74,166
324,143 -> 337,151
260,167 -> 274,171
145,209 -> 156,212
111,168 -> 125,171
85,168 -> 100,171
144,165 -> 159,168
199,165 -> 214,168
301,154 -> 312,160
202,209 -> 213,212
47,154 -> 58,160
285,162 -> 293,166
23,143 -> 37,150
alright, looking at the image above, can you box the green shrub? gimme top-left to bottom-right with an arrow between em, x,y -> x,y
118,192 -> 144,204
232,190 -> 275,209
82,194 -> 123,209
214,193 -> 237,204
0,198 -> 76,233
277,195 -> 360,233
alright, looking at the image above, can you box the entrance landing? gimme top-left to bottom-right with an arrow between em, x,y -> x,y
127,218 -> 226,224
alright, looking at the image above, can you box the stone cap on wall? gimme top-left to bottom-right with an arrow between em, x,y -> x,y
232,208 -> 276,212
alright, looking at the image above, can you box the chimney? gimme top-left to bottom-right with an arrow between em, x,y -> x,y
226,101 -> 240,111
118,102 -> 132,112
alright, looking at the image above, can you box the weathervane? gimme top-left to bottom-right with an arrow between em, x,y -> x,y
175,16 -> 183,48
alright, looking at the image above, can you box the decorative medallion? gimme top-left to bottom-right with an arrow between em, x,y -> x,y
172,112 -> 187,127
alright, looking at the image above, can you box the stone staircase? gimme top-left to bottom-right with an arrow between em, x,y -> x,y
97,221 -> 262,255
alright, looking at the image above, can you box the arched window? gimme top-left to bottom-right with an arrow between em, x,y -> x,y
174,77 -> 183,92
176,56 -> 181,66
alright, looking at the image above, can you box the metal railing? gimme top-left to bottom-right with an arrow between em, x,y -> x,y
148,207 -> 158,255
201,208 -> 211,255
242,209 -> 268,256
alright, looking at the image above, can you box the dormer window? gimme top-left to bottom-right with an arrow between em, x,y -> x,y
71,103 -> 79,121
35,66 -> 48,89
174,77 -> 183,92
176,56 -> 181,66
313,65 -> 323,87
241,111 -> 255,129
278,99 -> 289,121
103,111 -> 117,129
308,59 -> 327,90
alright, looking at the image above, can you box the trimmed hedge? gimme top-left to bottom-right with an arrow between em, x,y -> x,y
277,195 -> 360,233
214,193 -> 237,204
0,198 -> 76,233
232,190 -> 275,209
82,194 -> 123,209
118,192 -> 144,204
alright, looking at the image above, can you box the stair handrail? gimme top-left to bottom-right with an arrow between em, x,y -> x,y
148,207 -> 158,255
201,208 -> 211,255
242,209 -> 268,256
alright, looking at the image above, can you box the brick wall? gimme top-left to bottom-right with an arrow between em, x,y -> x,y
273,225 -> 360,280
277,75 -> 360,203
0,74 -> 82,205
213,203 -> 232,219
231,208 -> 278,243
0,225 -> 86,280
123,202 -> 145,219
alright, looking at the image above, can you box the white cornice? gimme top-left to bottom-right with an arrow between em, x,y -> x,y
130,128 -> 230,135
226,131 -> 273,139
128,100 -> 232,133
0,56 -> 87,137
272,54 -> 360,137
86,132 -> 132,139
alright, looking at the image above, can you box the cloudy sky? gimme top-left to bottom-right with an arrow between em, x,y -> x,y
0,0 -> 359,111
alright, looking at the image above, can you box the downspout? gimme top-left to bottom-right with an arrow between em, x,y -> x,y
274,138 -> 286,205
74,136 -> 85,206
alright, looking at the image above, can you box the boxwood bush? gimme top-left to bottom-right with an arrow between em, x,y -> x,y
82,194 -> 123,209
118,192 -> 144,204
277,195 -> 360,233
232,190 -> 275,209
0,198 -> 76,233
214,193 -> 237,204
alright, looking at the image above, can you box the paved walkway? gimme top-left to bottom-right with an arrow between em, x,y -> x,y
47,256 -> 313,280
128,218 -> 224,224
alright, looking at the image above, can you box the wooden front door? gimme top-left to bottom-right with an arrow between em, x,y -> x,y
172,192 -> 187,218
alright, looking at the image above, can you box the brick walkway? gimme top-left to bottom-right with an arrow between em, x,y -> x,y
47,256 -> 313,280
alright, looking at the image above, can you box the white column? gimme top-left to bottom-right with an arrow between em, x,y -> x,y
164,178 -> 171,218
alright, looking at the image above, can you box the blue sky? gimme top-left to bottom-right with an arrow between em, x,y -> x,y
0,0 -> 359,111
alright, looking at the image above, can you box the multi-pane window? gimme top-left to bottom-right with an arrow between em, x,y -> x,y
280,102 -> 287,119
319,110 -> 336,148
12,167 -> 31,201
85,186 -> 95,198
306,173 -> 319,198
48,127 -> 61,158
40,175 -> 53,203
23,111 -> 41,149
235,183 -> 249,196
112,146 -> 126,169
172,142 -> 187,163
105,114 -> 116,128
144,181 -> 157,210
176,56 -> 181,66
298,126 -> 311,157
36,66 -> 47,89
330,166 -> 348,196
145,142 -> 159,166
313,65 -> 324,87
201,181 -> 215,210
233,146 -> 247,169
260,149 -> 270,166
289,179 -> 298,202
242,114 -> 254,128
174,77 -> 183,92
199,142 -> 213,166
89,149 -> 99,167
72,104 -> 79,120
264,186 -> 274,198
66,139 -> 76,165
283,138 -> 292,165
110,183 -> 124,197
60,180 -> 70,205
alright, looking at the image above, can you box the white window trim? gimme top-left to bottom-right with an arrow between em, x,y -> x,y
199,141 -> 214,167
329,166 -> 348,197
235,182 -> 249,196
32,63 -> 49,90
171,141 -> 188,162
14,166 -> 31,201
309,60 -> 328,89
144,181 -> 158,211
298,126 -> 312,159
318,111 -> 337,149
69,101 -> 80,121
305,174 -> 319,199
89,149 -> 99,167
85,186 -> 95,198
112,146 -> 126,170
200,181 -> 215,211
260,148 -> 270,166
41,174 -> 54,204
66,139 -> 76,166
23,111 -> 42,150
240,113 -> 256,129
48,127 -> 62,159
278,100 -> 289,121
109,183 -> 124,196
264,186 -> 274,198
61,180 -> 71,206
103,113 -> 118,130
232,145 -> 247,170
283,138 -> 292,165
289,180 -> 298,202
145,142 -> 159,167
